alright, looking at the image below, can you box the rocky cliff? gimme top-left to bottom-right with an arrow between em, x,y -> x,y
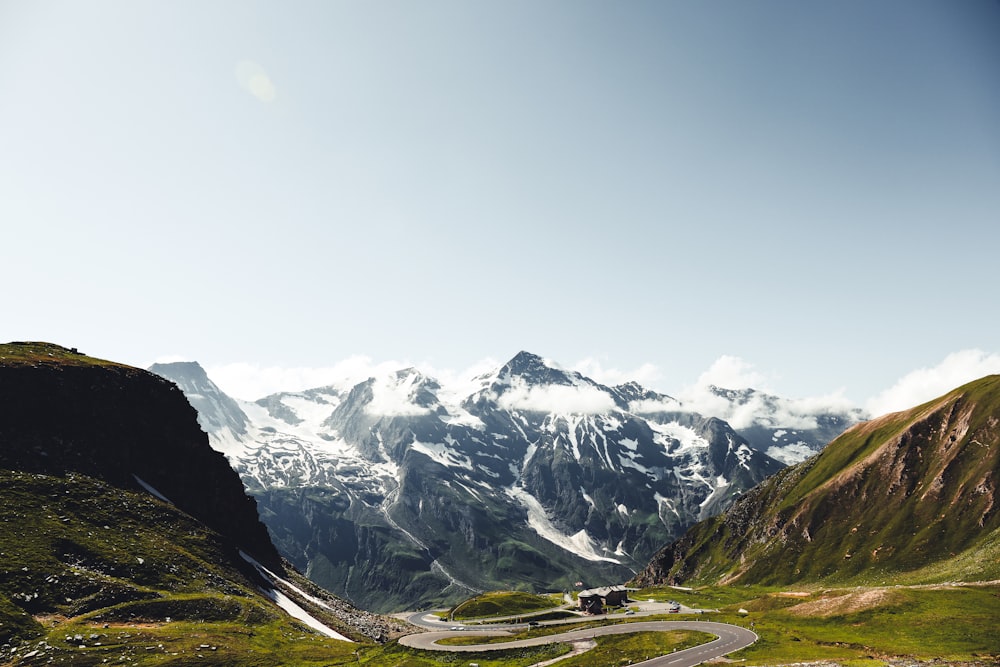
0,342 -> 279,568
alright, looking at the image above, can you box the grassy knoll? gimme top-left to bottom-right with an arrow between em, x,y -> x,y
558,630 -> 715,667
449,591 -> 562,620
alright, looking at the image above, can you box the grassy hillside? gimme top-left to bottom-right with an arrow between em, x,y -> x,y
0,342 -> 409,665
0,342 -> 132,370
635,375 -> 1000,588
0,470 -> 375,665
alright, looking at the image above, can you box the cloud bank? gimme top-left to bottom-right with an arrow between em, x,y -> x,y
693,355 -> 769,391
207,356 -> 407,400
365,373 -> 433,417
570,358 -> 662,388
497,382 -> 617,415
203,350 -> 1000,423
672,355 -> 856,429
865,349 -> 1000,417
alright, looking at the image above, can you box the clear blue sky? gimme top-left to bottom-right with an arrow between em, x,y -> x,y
3,0 -> 999,404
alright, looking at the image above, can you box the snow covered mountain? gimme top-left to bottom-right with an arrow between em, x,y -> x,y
150,352 -> 856,612
690,386 -> 866,465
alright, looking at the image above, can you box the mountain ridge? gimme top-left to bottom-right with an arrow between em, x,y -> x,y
632,374 -> 1000,588
151,351 -> 860,611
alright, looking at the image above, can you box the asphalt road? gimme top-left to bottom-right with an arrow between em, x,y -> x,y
398,619 -> 757,667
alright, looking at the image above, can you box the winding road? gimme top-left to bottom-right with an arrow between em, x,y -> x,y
399,619 -> 757,667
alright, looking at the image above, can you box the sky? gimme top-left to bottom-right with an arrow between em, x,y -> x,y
3,1 -> 999,414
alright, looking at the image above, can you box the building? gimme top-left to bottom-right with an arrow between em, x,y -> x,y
577,585 -> 631,614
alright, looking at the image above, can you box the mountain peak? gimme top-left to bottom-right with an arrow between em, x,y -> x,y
504,350 -> 548,371
149,361 -> 250,439
149,360 -> 209,380
499,351 -> 574,386
0,350 -> 279,567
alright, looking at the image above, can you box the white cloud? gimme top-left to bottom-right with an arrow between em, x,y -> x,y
865,349 -> 1000,417
431,357 -> 501,401
236,60 -> 276,102
570,358 -> 662,387
206,355 -> 503,402
693,355 -> 769,391
673,355 -> 857,429
497,381 -> 617,415
629,397 -> 683,414
207,356 -> 405,400
365,373 -> 432,417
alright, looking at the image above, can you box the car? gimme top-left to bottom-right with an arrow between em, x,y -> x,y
449,626 -> 462,631
527,621 -> 540,627
624,610 -> 635,615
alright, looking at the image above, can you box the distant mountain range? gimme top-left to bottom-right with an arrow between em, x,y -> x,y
633,374 -> 1000,588
151,351 -> 863,611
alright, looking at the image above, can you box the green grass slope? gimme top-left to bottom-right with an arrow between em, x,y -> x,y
0,342 -> 131,369
633,583 -> 1000,664
0,470 -> 373,665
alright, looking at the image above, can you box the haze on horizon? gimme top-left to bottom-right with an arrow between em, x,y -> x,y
3,1 -> 999,414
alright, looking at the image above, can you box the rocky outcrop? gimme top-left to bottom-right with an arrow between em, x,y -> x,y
0,342 -> 279,568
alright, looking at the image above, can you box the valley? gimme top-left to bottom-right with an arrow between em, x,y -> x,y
1,342 -> 997,666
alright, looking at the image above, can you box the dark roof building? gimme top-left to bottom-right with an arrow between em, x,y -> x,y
577,585 -> 630,613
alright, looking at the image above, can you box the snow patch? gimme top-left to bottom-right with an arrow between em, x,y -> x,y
410,439 -> 474,471
239,552 -> 352,641
765,442 -> 816,465
619,437 -> 639,451
132,476 -> 173,504
617,450 -> 654,477
506,487 -> 620,564
614,540 -> 631,557
650,422 -> 705,453
653,493 -> 681,521
697,476 -> 731,517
